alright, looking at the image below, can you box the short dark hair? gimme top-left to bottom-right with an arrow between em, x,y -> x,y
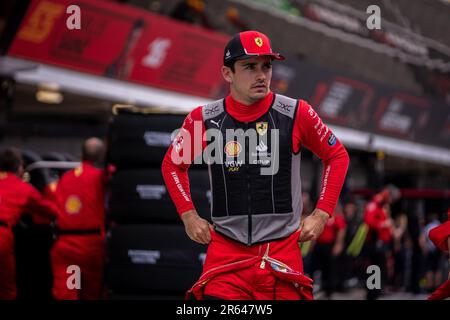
224,59 -> 236,73
224,56 -> 274,73
0,147 -> 23,173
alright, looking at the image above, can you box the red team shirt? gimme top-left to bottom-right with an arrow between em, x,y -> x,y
363,192 -> 393,244
162,92 -> 349,218
0,172 -> 59,226
53,162 -> 106,232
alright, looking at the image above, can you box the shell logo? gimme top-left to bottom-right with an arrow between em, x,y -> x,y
224,141 -> 242,157
65,195 -> 82,214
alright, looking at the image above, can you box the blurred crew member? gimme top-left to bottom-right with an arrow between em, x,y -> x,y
0,148 -> 59,299
428,209 -> 450,300
50,138 -> 107,300
342,200 -> 360,285
422,213 -> 443,292
162,31 -> 349,300
363,185 -> 400,300
312,206 -> 346,297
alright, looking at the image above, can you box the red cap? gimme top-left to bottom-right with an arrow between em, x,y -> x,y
224,30 -> 285,64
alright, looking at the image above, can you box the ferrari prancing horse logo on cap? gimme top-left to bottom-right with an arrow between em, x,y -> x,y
254,37 -> 263,47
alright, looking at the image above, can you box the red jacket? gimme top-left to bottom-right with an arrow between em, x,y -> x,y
428,210 -> 450,252
53,162 -> 106,232
0,171 -> 59,227
428,210 -> 450,300
364,193 -> 392,244
163,92 -> 348,299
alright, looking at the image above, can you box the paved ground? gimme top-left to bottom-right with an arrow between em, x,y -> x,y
315,288 -> 430,300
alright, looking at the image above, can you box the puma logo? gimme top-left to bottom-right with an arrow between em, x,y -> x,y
210,119 -> 221,128
256,140 -> 268,152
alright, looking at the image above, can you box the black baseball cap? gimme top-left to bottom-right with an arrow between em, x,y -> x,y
223,30 -> 285,65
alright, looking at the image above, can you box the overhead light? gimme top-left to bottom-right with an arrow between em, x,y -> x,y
112,103 -> 136,109
36,90 -> 63,104
112,103 -> 136,115
36,82 -> 63,104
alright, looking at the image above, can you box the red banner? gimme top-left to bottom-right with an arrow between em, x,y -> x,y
8,0 -> 230,98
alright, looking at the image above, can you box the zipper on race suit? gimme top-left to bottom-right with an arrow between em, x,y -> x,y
245,122 -> 252,246
260,243 -> 270,269
265,256 -> 296,273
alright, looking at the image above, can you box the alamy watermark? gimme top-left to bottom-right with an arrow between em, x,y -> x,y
66,265 -> 81,290
366,265 -> 381,290
366,5 -> 381,30
170,121 -> 279,176
66,5 -> 81,30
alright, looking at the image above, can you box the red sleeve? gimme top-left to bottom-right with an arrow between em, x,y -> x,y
428,221 -> 450,252
292,100 -> 349,216
373,191 -> 388,205
364,201 -> 384,230
428,279 -> 450,300
161,106 -> 206,217
25,184 -> 60,219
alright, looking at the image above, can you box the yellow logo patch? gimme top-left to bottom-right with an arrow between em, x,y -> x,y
65,195 -> 82,214
224,141 -> 242,157
254,37 -> 263,47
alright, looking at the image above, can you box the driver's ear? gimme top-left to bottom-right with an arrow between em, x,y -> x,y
221,66 -> 233,84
